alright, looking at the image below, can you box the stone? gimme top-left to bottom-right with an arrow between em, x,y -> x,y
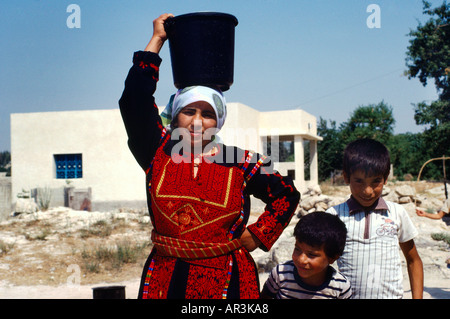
427,184 -> 449,195
269,225 -> 296,266
382,186 -> 391,196
383,191 -> 399,203
395,185 -> 416,197
315,201 -> 329,211
398,196 -> 412,204
300,196 -> 316,211
327,196 -> 347,207
13,198 -> 38,214
302,185 -> 322,197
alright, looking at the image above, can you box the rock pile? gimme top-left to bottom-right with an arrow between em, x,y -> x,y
297,184 -> 346,216
298,182 -> 449,216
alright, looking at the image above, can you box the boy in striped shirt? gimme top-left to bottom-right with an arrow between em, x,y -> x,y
326,138 -> 423,299
261,212 -> 352,299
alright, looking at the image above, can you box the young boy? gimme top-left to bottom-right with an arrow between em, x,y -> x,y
261,212 -> 352,299
326,138 -> 423,299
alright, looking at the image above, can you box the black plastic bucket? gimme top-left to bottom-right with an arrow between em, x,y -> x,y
92,285 -> 126,299
164,12 -> 238,91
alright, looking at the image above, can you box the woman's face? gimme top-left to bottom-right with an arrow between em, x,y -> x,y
174,101 -> 218,148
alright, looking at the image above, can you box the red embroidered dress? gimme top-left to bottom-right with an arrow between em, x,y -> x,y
119,51 -> 300,299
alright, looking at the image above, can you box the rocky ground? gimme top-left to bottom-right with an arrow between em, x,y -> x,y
0,181 -> 449,299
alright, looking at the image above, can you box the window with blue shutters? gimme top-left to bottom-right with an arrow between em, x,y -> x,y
54,154 -> 82,179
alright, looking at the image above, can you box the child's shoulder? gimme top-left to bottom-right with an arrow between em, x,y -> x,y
331,266 -> 350,283
383,199 -> 403,208
277,260 -> 295,270
269,260 -> 295,274
329,266 -> 353,298
325,200 -> 349,215
382,199 -> 410,216
326,198 -> 408,214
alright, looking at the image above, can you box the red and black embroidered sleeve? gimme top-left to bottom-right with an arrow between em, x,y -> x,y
245,156 -> 300,251
119,51 -> 164,170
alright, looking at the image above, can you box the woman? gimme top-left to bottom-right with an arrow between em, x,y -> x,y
119,13 -> 300,299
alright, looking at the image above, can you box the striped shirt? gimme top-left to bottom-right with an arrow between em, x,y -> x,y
326,197 -> 418,299
262,260 -> 352,299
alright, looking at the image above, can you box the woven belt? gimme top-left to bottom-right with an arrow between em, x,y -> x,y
151,230 -> 242,259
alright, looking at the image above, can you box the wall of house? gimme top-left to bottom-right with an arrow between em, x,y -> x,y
220,102 -> 262,152
10,109 -> 146,211
0,174 -> 11,220
259,109 -> 318,137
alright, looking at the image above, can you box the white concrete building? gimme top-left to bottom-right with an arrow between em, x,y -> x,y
10,103 -> 321,211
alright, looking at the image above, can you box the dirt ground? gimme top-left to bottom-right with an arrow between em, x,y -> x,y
0,181 -> 449,299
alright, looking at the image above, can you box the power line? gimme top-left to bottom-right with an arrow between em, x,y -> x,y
294,68 -> 405,109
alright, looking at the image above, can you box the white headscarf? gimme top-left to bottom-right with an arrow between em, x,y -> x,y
161,86 -> 227,130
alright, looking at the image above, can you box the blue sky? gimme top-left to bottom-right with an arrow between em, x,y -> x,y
0,0 -> 441,151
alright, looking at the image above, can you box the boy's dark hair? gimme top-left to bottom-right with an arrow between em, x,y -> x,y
343,138 -> 390,180
294,212 -> 347,258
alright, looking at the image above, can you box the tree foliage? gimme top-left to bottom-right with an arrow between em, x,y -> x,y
387,133 -> 426,179
406,0 -> 450,100
317,117 -> 344,181
317,1 -> 450,182
0,151 -> 10,168
317,101 -> 396,181
406,0 -> 450,161
0,151 -> 11,176
339,101 -> 395,146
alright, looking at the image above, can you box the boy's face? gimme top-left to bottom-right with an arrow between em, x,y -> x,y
292,240 -> 337,287
344,169 -> 386,207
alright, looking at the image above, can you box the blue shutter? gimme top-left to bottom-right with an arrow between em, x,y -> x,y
55,154 -> 82,179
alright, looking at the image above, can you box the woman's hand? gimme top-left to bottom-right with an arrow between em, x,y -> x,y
239,229 -> 261,252
145,13 -> 174,53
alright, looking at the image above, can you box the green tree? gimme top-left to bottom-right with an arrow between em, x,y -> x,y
0,151 -> 11,176
406,1 -> 450,166
0,151 -> 10,168
317,117 -> 344,181
339,101 -> 395,146
317,102 -> 395,181
414,99 -> 450,158
406,0 -> 450,100
388,133 -> 426,179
